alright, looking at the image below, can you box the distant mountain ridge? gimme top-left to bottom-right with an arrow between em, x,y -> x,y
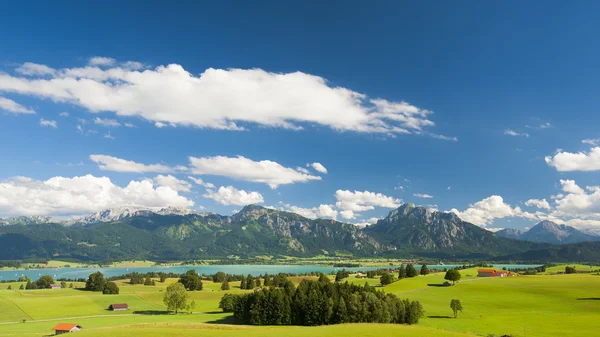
496,220 -> 600,244
1,204 -> 600,262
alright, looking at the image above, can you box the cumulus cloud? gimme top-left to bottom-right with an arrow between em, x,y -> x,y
0,60 -> 445,136
525,198 -> 551,210
339,210 -> 356,220
40,118 -> 57,128
413,193 -> 433,199
560,179 -> 585,195
504,129 -> 529,137
103,131 -> 115,140
94,117 -> 121,127
545,147 -> 600,171
0,175 -> 193,217
154,175 -> 192,192
188,155 -> 321,189
59,112 -> 69,117
203,186 -> 264,206
0,96 -> 35,114
310,162 -> 328,174
279,203 -> 338,220
90,154 -> 175,173
335,190 -> 401,213
450,195 -> 523,226
428,133 -> 458,142
187,176 -> 215,189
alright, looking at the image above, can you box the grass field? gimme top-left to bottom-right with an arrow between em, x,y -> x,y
0,266 -> 598,337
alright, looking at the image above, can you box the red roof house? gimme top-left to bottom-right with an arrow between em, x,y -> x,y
51,323 -> 82,335
108,303 -> 129,311
477,269 -> 509,277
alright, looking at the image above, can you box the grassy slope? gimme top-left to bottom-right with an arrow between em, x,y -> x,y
0,266 -> 598,337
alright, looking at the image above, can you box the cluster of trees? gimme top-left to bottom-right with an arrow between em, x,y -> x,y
565,266 -> 577,274
227,277 -> 424,326
398,264 -> 418,279
85,272 -> 119,294
240,274 -> 261,289
335,269 -> 350,282
179,269 -> 203,290
24,275 -> 54,289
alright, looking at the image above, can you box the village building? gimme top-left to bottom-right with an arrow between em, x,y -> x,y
50,284 -> 62,289
477,269 -> 509,277
51,323 -> 82,335
108,303 -> 129,311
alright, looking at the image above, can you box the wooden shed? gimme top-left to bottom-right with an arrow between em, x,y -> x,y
108,303 -> 129,311
51,323 -> 82,335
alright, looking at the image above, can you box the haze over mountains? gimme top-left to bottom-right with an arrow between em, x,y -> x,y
1,203 -> 599,262
496,220 -> 600,244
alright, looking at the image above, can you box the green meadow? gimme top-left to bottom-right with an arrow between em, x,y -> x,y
0,266 -> 598,337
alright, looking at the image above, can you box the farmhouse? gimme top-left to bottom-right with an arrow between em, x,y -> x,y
108,303 -> 129,311
477,269 -> 509,277
51,323 -> 82,335
50,284 -> 62,289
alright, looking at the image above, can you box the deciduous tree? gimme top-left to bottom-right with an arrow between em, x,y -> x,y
163,282 -> 189,314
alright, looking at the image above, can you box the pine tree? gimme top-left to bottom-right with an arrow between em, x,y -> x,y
420,264 -> 430,275
406,264 -> 418,278
240,275 -> 247,289
221,278 -> 230,290
398,264 -> 407,279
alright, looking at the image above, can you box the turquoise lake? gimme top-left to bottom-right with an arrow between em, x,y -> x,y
0,264 -> 541,281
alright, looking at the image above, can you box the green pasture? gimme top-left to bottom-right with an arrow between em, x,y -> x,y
0,265 -> 598,337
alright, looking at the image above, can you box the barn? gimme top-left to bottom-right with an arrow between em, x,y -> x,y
51,323 -> 82,335
50,284 -> 62,289
108,303 -> 129,311
477,269 -> 509,277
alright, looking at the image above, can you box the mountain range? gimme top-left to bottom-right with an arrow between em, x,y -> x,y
1,203 -> 599,262
496,220 -> 600,244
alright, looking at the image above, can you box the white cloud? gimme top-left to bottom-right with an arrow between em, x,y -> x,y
539,122 -> 553,129
187,176 -> 215,189
582,138 -> 600,146
0,96 -> 35,114
310,162 -> 328,174
203,186 -> 264,206
546,147 -> 600,171
40,118 -> 57,128
15,62 -> 56,76
90,154 -> 174,173
340,210 -> 356,219
279,203 -> 339,220
94,117 -> 121,127
0,60 -> 443,136
59,112 -> 69,117
450,195 -> 522,226
88,56 -> 116,67
296,167 -> 311,174
124,122 -> 136,128
154,175 -> 192,192
365,217 -> 380,224
525,198 -> 551,210
560,179 -> 585,195
485,227 -> 505,233
188,155 -> 321,189
447,186 -> 451,190
0,175 -> 193,217
76,124 -> 84,134
428,133 -> 458,142
103,131 -> 115,140
413,193 -> 433,199
504,129 -> 529,137
335,190 -> 401,213
394,185 -> 404,190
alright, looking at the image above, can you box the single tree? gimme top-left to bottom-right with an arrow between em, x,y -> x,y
444,269 -> 462,285
406,264 -> 418,278
144,277 -> 153,286
85,271 -> 106,291
69,283 -> 74,288
450,299 -> 463,318
186,300 -> 196,314
179,269 -> 203,291
213,272 -> 227,283
240,275 -> 247,289
7,285 -> 12,290
565,266 -> 577,274
102,281 -> 120,294
164,282 -> 189,314
159,273 -> 168,283
318,273 -> 330,283
246,275 -> 255,289
60,281 -> 67,289
221,278 -> 230,290
380,272 -> 394,286
36,275 -> 54,289
19,284 -> 24,290
398,264 -> 407,279
219,293 -> 238,312
420,264 -> 430,276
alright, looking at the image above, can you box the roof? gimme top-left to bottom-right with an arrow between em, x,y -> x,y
477,269 -> 496,273
52,323 -> 80,331
110,303 -> 129,309
50,284 -> 62,287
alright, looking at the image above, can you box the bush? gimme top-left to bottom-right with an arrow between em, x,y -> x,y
219,293 -> 238,312
102,281 -> 120,294
380,272 -> 394,286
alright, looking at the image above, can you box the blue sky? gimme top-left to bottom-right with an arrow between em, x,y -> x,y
1,1 -> 600,232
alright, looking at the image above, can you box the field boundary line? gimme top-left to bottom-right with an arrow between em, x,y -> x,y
0,294 -> 33,321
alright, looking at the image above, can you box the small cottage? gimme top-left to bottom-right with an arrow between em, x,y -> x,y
52,323 -> 82,335
477,269 -> 509,277
50,284 -> 62,289
108,303 -> 129,311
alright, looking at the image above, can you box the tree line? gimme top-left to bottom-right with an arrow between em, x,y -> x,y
225,276 -> 424,326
